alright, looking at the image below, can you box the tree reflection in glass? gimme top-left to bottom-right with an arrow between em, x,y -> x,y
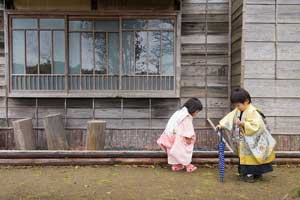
26,31 -> 38,74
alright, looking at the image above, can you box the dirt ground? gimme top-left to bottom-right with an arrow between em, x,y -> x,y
0,165 -> 299,200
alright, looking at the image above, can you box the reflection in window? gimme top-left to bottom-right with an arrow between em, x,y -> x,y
108,33 -> 120,75
69,33 -> 80,74
69,21 -> 93,31
148,31 -> 160,74
122,31 -> 134,75
40,18 -> 64,29
11,17 -> 175,91
95,33 -> 106,74
122,19 -> 175,76
81,33 -> 94,74
135,32 -> 147,75
26,31 -> 38,74
53,31 -> 65,74
162,32 -> 174,75
40,31 -> 52,74
12,31 -> 25,74
95,20 -> 119,31
12,18 -> 37,29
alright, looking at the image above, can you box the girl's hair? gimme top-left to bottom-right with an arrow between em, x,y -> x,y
230,88 -> 252,104
183,98 -> 203,115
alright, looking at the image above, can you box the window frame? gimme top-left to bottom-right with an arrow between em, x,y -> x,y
6,11 -> 181,98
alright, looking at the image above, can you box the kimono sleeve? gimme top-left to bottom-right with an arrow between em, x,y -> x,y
219,109 -> 236,131
243,110 -> 261,136
177,117 -> 195,138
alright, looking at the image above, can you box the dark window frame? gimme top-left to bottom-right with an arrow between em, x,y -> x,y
6,11 -> 181,98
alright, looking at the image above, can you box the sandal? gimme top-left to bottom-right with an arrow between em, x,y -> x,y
186,164 -> 197,173
171,164 -> 185,171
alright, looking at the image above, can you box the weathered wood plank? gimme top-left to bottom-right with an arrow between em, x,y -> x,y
244,61 -> 275,79
277,43 -> 300,61
181,86 -> 228,98
12,118 -> 36,150
182,22 -> 228,35
43,114 -> 69,150
182,44 -> 228,55
252,98 -> 300,117
245,0 -> 275,4
244,79 -> 300,98
278,5 -> 300,23
277,24 -> 300,42
182,55 -> 228,66
182,14 -> 229,23
244,42 -> 275,60
182,3 -> 229,15
181,65 -> 228,77
244,24 -> 275,41
95,108 -> 122,118
86,120 -> 106,150
245,4 -> 275,23
181,34 -> 228,44
277,61 -> 300,79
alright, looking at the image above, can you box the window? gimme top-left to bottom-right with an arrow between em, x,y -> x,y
9,15 -> 177,96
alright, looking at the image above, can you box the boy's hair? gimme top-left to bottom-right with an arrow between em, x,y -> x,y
183,98 -> 203,115
230,88 -> 252,104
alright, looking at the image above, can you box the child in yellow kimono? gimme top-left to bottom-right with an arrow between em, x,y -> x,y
217,88 -> 275,183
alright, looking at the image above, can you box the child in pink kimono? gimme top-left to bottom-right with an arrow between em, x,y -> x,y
157,98 -> 202,172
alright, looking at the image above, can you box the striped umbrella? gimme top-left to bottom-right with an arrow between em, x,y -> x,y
218,128 -> 225,182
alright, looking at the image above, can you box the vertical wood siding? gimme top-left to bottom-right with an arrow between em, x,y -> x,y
243,0 -> 300,134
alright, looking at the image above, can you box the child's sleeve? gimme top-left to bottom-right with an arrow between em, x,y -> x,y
219,109 -> 236,131
243,111 -> 261,136
177,117 -> 195,138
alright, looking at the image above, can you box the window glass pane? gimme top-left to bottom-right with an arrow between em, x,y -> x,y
95,33 -> 106,74
69,33 -> 81,74
26,31 -> 38,74
40,18 -> 64,29
108,33 -> 119,75
81,33 -> 94,74
135,31 -> 147,74
148,19 -> 161,30
12,31 -> 25,74
95,20 -> 119,32
53,31 -> 65,74
122,31 -> 134,75
69,21 -> 93,31
122,19 -> 147,29
161,19 -> 174,29
40,31 -> 52,74
12,18 -> 37,29
162,32 -> 174,75
148,31 -> 160,74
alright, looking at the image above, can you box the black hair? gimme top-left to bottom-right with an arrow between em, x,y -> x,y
230,88 -> 252,104
182,97 -> 203,115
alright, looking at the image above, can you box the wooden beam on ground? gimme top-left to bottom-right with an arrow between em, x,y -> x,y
0,157 -> 299,166
0,150 -> 299,159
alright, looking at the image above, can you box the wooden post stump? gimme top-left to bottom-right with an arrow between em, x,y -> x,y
43,114 -> 69,150
12,118 -> 36,150
86,120 -> 106,150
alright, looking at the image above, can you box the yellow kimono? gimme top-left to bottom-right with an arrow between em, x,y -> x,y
219,104 -> 275,165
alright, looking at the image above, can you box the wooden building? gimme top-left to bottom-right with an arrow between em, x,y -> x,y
0,0 -> 299,152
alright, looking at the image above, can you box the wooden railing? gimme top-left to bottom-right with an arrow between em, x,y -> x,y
11,75 -> 175,91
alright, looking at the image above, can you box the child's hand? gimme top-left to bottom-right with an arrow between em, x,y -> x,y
184,137 -> 193,145
216,125 -> 222,130
236,119 -> 244,127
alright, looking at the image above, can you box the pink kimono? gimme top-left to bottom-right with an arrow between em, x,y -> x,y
157,107 -> 196,166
